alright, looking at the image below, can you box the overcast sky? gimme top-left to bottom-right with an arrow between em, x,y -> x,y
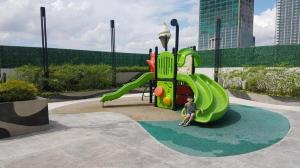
0,0 -> 276,53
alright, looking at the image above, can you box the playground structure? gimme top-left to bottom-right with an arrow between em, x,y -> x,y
100,19 -> 229,123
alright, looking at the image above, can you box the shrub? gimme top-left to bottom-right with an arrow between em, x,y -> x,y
0,80 -> 38,102
11,64 -> 149,92
221,67 -> 300,97
9,65 -> 43,87
11,64 -> 113,92
47,64 -> 112,91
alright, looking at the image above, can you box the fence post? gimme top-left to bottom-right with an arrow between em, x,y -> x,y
214,18 -> 221,83
110,20 -> 116,87
2,73 -> 6,83
154,47 -> 158,107
192,46 -> 196,74
0,46 -> 2,69
149,48 -> 153,103
40,7 -> 49,90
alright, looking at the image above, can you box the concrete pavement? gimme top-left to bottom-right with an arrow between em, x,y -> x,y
0,95 -> 299,168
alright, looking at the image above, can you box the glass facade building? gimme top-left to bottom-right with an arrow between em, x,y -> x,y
276,0 -> 300,44
198,0 -> 255,50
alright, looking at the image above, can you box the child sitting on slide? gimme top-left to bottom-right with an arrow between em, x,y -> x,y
179,96 -> 196,127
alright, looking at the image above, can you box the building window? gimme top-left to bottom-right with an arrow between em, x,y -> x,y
209,38 -> 216,49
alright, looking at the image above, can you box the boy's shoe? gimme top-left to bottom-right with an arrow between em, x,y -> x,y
178,122 -> 184,126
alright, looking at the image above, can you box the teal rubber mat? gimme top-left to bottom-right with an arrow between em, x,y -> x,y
139,104 -> 290,157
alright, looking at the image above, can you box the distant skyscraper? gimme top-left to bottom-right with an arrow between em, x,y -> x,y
276,0 -> 300,45
198,0 -> 255,50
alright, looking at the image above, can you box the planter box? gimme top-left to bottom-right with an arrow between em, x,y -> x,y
0,97 -> 49,139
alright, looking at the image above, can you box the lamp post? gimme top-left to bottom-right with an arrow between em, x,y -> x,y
214,18 -> 221,83
158,23 -> 171,51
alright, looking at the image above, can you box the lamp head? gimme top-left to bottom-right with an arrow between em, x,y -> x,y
158,22 -> 171,50
171,19 -> 178,27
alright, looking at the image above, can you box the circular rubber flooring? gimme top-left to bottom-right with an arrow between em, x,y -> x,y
139,104 -> 290,157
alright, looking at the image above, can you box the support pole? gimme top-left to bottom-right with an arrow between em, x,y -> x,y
171,19 -> 179,56
171,19 -> 179,111
214,18 -> 221,83
110,20 -> 116,87
172,48 -> 177,111
164,35 -> 168,51
192,46 -> 196,74
154,47 -> 158,107
40,7 -> 49,90
149,48 -> 153,103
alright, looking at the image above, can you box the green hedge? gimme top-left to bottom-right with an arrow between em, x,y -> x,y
0,80 -> 38,102
220,67 -> 300,97
10,64 -> 149,92
10,64 -> 112,92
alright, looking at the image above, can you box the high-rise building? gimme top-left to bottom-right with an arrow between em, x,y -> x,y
276,0 -> 300,45
198,0 -> 255,50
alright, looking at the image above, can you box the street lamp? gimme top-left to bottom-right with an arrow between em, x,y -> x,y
158,22 -> 171,51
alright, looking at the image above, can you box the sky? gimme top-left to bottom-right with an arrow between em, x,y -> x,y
0,0 -> 277,53
255,0 -> 276,14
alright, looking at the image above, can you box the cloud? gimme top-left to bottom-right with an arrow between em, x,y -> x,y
0,0 -> 199,53
0,0 -> 280,52
253,7 -> 276,46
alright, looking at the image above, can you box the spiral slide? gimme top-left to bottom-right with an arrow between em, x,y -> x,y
178,73 -> 229,123
100,72 -> 154,103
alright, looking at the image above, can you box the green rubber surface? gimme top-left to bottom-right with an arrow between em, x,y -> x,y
139,104 -> 290,157
100,72 -> 154,102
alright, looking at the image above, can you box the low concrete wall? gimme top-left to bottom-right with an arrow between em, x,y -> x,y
0,68 -> 15,77
228,89 -> 300,106
0,97 -> 49,139
116,72 -> 140,84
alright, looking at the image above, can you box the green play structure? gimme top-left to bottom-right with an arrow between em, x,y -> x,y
100,47 -> 229,123
100,19 -> 229,123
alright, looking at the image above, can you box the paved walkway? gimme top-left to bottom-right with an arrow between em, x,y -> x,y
0,94 -> 299,168
52,96 -> 181,121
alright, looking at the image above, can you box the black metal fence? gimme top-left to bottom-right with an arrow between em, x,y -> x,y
199,44 -> 300,67
0,45 -> 149,68
1,44 -> 300,68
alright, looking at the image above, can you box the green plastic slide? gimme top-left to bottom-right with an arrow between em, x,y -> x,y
177,48 -> 201,67
100,72 -> 154,102
178,73 -> 229,123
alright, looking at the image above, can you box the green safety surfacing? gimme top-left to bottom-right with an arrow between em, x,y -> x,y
139,104 -> 290,157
